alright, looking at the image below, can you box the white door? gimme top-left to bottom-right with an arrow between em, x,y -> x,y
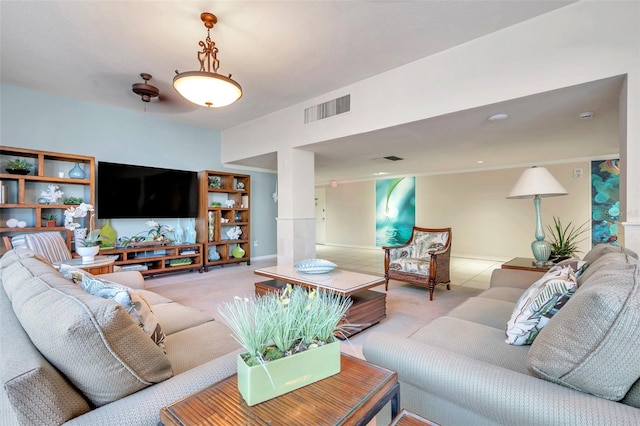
314,188 -> 326,244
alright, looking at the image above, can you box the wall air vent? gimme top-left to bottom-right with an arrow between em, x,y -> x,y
383,156 -> 404,161
304,94 -> 350,124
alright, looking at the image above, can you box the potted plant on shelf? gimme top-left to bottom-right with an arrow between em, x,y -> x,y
546,216 -> 590,262
42,214 -> 57,227
5,158 -> 33,175
217,284 -> 353,406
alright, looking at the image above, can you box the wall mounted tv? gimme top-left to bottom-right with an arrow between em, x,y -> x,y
97,161 -> 198,219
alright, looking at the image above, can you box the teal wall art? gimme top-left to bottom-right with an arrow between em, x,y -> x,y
591,159 -> 620,246
375,177 -> 416,246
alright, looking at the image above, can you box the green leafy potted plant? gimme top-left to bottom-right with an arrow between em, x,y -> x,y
218,284 -> 352,405
6,158 -> 33,175
546,217 -> 590,261
42,214 -> 57,227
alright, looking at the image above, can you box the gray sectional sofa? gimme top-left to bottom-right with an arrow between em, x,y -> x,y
1,248 -> 242,425
364,244 -> 640,425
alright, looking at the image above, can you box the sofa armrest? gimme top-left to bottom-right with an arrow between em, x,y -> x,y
363,332 -> 640,425
98,271 -> 146,289
65,349 -> 243,426
489,268 -> 544,289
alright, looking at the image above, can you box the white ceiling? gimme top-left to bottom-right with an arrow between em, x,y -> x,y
1,1 -> 620,183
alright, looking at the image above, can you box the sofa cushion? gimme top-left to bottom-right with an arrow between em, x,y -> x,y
505,266 -> 577,345
478,286 -> 526,303
447,297 -> 516,330
151,302 -> 215,335
137,288 -> 173,305
1,284 -> 90,425
582,243 -> 638,265
528,259 -> 640,400
410,316 -> 529,373
79,273 -> 167,348
11,232 -> 71,264
577,251 -> 636,286
1,255 -> 173,407
164,321 -> 243,374
622,379 -> 640,408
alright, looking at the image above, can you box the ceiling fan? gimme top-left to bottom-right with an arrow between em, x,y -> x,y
131,73 -> 160,103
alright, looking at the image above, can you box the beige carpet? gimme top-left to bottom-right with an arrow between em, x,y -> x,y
145,262 -> 482,359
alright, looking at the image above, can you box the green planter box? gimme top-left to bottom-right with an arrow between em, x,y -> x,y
237,340 -> 341,406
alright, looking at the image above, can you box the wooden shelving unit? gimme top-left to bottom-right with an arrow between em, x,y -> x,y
0,146 -> 95,253
100,243 -> 203,277
196,170 -> 250,270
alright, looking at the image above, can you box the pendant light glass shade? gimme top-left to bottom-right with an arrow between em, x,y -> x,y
173,12 -> 242,108
173,71 -> 242,108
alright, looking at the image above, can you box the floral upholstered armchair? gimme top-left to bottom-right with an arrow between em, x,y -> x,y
383,227 -> 452,301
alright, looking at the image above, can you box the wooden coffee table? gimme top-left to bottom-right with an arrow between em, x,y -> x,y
160,353 -> 399,426
254,265 -> 386,337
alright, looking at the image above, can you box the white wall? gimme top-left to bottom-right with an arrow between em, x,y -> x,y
324,161 -> 594,260
222,1 -> 640,256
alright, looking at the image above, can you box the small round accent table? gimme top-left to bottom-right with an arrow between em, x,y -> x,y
53,255 -> 116,275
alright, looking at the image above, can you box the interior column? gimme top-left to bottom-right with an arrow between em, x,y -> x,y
276,148 -> 316,264
620,73 -> 640,255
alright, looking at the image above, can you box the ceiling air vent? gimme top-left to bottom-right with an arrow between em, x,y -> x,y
304,95 -> 350,124
383,156 -> 403,161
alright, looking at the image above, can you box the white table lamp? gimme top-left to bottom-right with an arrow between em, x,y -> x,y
507,166 -> 568,265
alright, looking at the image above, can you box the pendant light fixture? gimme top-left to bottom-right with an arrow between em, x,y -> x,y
173,12 -> 242,108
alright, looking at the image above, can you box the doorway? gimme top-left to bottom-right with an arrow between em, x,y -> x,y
315,187 -> 326,244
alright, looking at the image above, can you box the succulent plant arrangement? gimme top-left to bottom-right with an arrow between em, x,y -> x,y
6,158 -> 33,173
218,284 -> 352,367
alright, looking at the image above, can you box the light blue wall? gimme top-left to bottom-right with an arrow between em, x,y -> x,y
1,84 -> 277,257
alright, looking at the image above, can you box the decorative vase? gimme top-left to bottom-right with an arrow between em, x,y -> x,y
74,228 -> 87,246
99,219 -> 117,247
232,244 -> 245,259
184,218 -> 196,244
68,163 -> 86,179
237,340 -> 340,406
174,218 -> 184,244
208,246 -> 220,261
76,245 -> 99,263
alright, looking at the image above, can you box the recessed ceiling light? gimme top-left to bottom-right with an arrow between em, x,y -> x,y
579,111 -> 594,119
374,172 -> 388,176
488,113 -> 509,121
477,160 -> 484,164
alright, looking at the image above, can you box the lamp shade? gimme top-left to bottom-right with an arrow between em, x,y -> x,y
173,71 -> 242,108
507,166 -> 568,199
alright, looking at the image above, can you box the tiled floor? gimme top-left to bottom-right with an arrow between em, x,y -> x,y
316,245 -> 507,290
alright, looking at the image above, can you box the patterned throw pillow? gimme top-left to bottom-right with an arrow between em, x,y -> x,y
60,266 -> 166,348
505,266 -> 577,345
79,275 -> 166,349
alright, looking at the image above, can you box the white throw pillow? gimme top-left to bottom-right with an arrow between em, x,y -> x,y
505,266 -> 577,345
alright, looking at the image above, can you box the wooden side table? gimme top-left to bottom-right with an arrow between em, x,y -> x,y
390,409 -> 440,426
53,255 -> 116,275
501,257 -> 551,272
160,353 -> 399,426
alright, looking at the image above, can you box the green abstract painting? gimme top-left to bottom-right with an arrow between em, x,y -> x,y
591,159 -> 619,246
375,177 -> 416,246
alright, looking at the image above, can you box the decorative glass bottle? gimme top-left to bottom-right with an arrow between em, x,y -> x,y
174,218 -> 184,244
208,211 -> 215,242
68,163 -> 86,179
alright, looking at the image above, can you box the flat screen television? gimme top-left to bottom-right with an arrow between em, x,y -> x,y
97,161 -> 198,219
